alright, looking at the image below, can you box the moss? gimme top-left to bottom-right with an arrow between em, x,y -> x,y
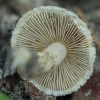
0,92 -> 11,100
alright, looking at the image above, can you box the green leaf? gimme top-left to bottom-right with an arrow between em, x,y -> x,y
0,92 -> 11,100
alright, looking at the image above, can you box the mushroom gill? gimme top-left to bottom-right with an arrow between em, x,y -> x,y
11,6 -> 96,96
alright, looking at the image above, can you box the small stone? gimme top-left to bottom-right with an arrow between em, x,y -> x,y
84,90 -> 92,96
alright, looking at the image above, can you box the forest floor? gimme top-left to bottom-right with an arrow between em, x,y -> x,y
0,0 -> 100,100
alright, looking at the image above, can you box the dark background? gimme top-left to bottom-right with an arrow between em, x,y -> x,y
0,0 -> 100,100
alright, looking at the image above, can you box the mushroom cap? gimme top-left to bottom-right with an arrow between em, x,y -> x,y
11,6 -> 96,96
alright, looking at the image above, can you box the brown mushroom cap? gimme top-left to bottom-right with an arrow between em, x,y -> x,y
11,6 -> 96,96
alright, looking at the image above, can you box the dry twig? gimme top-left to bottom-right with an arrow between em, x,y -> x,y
75,7 -> 100,50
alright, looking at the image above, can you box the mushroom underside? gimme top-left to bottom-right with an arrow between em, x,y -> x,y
11,6 -> 96,96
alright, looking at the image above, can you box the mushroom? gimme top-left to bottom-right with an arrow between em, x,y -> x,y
11,6 -> 96,96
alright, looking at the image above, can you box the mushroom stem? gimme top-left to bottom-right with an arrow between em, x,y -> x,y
37,42 -> 67,72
